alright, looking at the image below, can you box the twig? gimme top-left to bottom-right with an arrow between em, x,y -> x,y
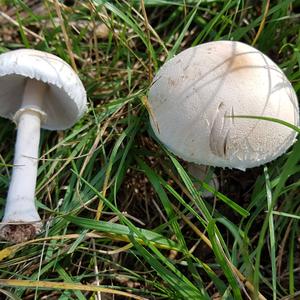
53,0 -> 78,72
252,0 -> 270,45
0,11 -> 43,41
140,0 -> 153,82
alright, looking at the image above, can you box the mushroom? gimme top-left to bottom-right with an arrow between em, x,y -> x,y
148,41 -> 299,193
0,49 -> 87,243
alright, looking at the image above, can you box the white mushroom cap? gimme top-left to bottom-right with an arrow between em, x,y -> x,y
0,49 -> 87,130
148,41 -> 299,170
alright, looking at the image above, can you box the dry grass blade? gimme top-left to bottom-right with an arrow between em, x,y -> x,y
0,279 -> 148,300
53,0 -> 78,72
252,0 -> 270,45
0,11 -> 43,41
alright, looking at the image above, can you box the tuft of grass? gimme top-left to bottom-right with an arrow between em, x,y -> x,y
0,0 -> 299,299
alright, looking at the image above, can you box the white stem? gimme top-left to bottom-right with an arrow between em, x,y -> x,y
0,79 -> 47,242
187,163 -> 219,198
4,111 -> 41,222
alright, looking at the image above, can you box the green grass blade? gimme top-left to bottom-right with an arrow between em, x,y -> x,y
264,167 -> 276,300
207,220 -> 242,300
65,215 -> 182,251
230,115 -> 300,133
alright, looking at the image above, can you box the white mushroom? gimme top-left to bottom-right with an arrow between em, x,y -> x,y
148,41 -> 299,191
0,49 -> 87,243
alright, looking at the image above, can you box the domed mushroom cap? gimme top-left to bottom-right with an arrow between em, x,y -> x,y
0,49 -> 87,130
148,41 -> 299,170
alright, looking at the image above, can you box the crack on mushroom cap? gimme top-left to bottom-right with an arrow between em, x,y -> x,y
209,102 -> 232,158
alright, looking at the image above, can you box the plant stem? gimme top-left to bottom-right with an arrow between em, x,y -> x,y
187,163 -> 219,197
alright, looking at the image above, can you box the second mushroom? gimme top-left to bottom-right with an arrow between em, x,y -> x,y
148,41 -> 299,191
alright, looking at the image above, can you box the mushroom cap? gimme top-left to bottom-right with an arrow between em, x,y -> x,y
148,41 -> 299,170
0,49 -> 87,130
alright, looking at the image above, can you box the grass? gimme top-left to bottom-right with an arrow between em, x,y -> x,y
0,0 -> 299,299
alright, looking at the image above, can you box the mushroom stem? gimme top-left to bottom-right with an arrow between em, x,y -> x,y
0,79 -> 47,243
187,163 -> 219,197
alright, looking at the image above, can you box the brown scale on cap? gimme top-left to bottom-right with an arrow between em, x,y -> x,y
227,49 -> 266,79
